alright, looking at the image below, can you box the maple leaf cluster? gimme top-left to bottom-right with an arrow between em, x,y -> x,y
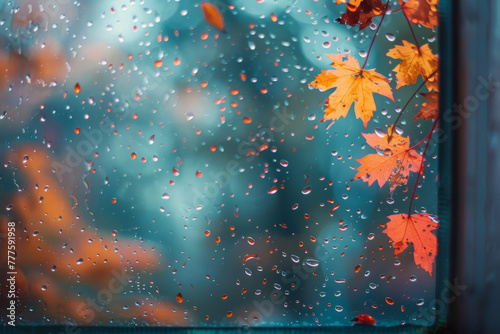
309,0 -> 441,275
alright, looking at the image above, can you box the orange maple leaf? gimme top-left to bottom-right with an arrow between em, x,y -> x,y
386,41 -> 439,91
336,0 -> 389,30
383,213 -> 438,275
414,92 -> 438,120
399,0 -> 439,30
309,54 -> 394,129
353,126 -> 423,192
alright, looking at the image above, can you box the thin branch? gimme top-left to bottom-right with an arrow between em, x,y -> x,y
388,69 -> 438,143
408,120 -> 438,215
362,0 -> 391,69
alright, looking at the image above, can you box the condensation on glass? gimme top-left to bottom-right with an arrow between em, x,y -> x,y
0,0 -> 440,329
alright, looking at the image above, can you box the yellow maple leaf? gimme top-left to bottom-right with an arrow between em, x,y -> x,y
309,54 -> 394,129
386,41 -> 438,91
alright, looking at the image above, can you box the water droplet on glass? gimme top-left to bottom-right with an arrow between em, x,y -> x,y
302,186 -> 312,195
305,258 -> 319,267
268,186 -> 278,194
374,128 -> 387,137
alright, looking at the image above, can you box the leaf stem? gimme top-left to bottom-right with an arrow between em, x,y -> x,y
408,122 -> 438,151
408,120 -> 438,215
362,0 -> 391,69
404,11 -> 420,49
388,69 -> 438,142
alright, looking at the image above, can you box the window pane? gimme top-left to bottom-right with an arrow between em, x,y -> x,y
1,0 -> 440,329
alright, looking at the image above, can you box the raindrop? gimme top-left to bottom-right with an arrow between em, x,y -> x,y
301,186 -> 312,195
268,186 -> 278,194
305,259 -> 319,267
374,128 -> 387,138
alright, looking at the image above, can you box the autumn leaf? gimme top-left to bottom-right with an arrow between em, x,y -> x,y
309,54 -> 394,129
399,0 -> 439,30
386,41 -> 439,91
383,213 -> 438,275
336,0 -> 389,30
414,92 -> 438,120
353,126 -> 423,192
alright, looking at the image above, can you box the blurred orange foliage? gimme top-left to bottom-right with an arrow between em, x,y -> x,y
0,145 -> 186,325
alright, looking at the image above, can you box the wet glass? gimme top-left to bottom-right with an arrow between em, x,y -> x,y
0,0 -> 441,329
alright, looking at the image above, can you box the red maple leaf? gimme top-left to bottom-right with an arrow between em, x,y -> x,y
383,213 -> 438,275
337,0 -> 389,30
